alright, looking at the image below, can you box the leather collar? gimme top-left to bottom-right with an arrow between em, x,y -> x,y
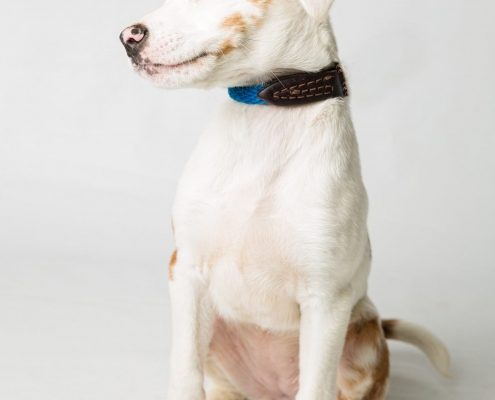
228,63 -> 348,106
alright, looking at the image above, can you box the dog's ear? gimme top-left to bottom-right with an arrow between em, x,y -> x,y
298,0 -> 335,20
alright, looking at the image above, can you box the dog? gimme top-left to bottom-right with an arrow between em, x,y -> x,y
120,0 -> 450,399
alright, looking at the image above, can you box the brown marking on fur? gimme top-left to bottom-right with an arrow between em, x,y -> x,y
222,13 -> 247,33
365,344 -> 389,400
345,318 -> 383,353
249,0 -> 272,27
168,249 -> 177,281
218,39 -> 236,56
381,319 -> 398,339
338,318 -> 390,400
248,0 -> 272,11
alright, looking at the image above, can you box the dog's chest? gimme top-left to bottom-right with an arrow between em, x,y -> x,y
173,133 -> 306,329
172,103 -> 354,330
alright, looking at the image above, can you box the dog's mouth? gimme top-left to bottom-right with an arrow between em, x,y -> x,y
132,52 -> 213,75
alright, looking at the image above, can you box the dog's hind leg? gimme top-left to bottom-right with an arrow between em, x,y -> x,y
205,359 -> 246,400
337,305 -> 390,400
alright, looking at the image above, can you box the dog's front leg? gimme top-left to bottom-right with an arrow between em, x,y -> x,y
167,258 -> 214,400
296,285 -> 353,400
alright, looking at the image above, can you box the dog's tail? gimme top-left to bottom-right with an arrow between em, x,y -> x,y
382,319 -> 450,376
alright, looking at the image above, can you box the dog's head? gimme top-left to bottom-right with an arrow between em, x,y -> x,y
119,0 -> 337,88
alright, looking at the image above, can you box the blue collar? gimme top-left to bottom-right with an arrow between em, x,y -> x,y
228,84 -> 268,105
227,64 -> 348,107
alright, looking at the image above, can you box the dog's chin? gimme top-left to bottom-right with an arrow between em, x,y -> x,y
131,53 -> 219,89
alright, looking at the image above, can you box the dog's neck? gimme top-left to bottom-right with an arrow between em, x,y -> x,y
224,9 -> 345,106
214,2 -> 340,88
212,3 -> 348,135
217,9 -> 347,131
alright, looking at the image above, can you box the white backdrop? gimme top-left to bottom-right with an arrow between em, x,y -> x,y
1,0 -> 494,399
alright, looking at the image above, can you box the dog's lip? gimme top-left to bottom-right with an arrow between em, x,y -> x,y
134,52 -> 212,69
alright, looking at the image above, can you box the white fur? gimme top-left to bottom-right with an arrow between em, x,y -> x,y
120,0 -> 447,399
388,320 -> 451,377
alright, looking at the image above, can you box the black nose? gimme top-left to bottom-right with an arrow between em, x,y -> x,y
120,24 -> 149,57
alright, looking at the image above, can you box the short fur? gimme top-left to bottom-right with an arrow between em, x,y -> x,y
120,1 -> 450,399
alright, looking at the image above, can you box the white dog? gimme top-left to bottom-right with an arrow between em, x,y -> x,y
120,1 -> 450,399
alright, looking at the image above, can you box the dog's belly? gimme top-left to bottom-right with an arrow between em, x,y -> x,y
208,250 -> 302,331
209,318 -> 299,400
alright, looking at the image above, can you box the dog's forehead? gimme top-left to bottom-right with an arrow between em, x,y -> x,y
160,0 -> 272,16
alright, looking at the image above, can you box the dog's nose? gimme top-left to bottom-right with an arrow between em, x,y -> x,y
120,24 -> 148,56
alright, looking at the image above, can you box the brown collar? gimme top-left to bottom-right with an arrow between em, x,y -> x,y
228,64 -> 349,106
